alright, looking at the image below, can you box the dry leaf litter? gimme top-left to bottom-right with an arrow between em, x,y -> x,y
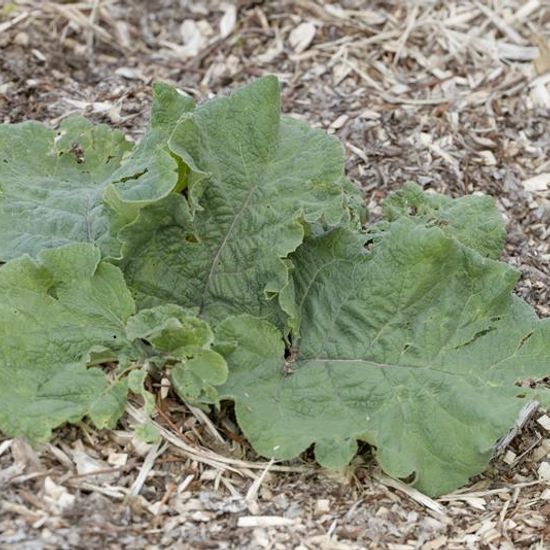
0,1 -> 549,548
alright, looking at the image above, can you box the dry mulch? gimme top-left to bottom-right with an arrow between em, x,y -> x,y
0,1 -> 549,548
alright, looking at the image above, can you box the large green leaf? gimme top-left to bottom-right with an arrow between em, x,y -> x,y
120,76 -> 359,326
0,244 -> 135,442
382,182 -> 506,259
217,219 -> 550,496
0,85 -> 195,262
0,118 -> 131,260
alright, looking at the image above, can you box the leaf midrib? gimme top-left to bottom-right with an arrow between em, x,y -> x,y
297,357 -> 482,380
198,183 -> 258,315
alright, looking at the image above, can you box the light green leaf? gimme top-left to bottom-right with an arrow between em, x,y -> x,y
0,118 -> 131,260
0,249 -> 228,443
0,87 -> 195,261
382,182 -> 506,259
88,379 -> 129,429
127,369 -> 156,416
119,76 -> 359,327
126,304 -> 228,404
150,81 -> 196,133
135,421 -> 161,444
126,303 -> 213,354
0,244 -> 135,443
172,350 -> 228,403
218,219 -> 550,496
102,83 -> 196,252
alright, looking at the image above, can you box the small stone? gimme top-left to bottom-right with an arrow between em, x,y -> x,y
503,450 -> 516,465
314,498 -> 330,515
14,32 -> 29,46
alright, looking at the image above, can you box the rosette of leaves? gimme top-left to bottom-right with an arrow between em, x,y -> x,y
0,77 -> 548,498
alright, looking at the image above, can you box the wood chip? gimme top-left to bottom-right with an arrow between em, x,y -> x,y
503,450 -> 516,465
537,415 -> 550,432
533,37 -> 550,75
237,515 -> 296,528
289,22 -> 316,53
523,173 -> 550,193
538,462 -> 550,480
219,3 -> 237,39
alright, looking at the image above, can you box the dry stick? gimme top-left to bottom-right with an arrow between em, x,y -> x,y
380,94 -> 451,105
86,0 -> 101,55
245,459 -> 274,514
494,401 -> 540,455
184,401 -> 227,445
507,0 -> 542,25
373,473 -> 450,518
43,1 -> 113,44
0,10 -> 31,34
439,479 -> 549,501
474,1 -> 527,45
340,56 -> 384,92
393,3 -> 420,66
129,441 -> 167,497
125,404 -> 311,476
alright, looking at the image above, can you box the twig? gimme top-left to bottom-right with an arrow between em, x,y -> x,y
86,0 -> 101,55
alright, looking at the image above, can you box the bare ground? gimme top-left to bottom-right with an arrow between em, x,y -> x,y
0,1 -> 549,548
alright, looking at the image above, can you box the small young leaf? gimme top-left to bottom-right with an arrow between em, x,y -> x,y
126,304 -> 213,353
127,369 -> 156,416
126,304 -> 228,404
135,421 -> 161,444
172,350 -> 228,403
